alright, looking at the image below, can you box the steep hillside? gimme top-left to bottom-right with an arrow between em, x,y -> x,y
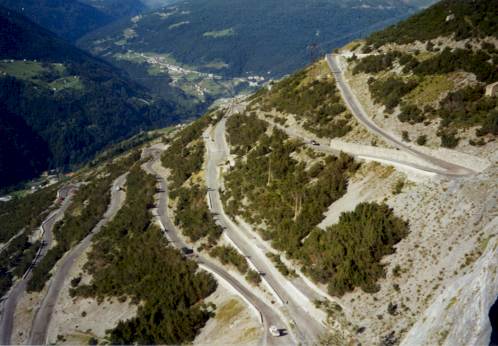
79,0 -> 145,19
2,1 -> 497,346
341,0 -> 498,153
0,0 -> 148,42
0,6 -> 194,190
78,0 -> 427,104
217,0 -> 495,344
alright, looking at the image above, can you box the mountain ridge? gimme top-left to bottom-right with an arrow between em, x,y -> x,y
0,5 -> 194,190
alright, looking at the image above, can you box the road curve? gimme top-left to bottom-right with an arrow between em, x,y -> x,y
326,54 -> 476,177
204,111 -> 327,344
142,151 -> 292,346
28,174 -> 127,345
0,186 -> 76,345
265,118 -> 455,177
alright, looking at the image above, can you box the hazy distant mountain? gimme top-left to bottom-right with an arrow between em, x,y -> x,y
0,0 -> 147,42
79,0 -> 146,18
140,0 -> 179,9
78,0 -> 426,105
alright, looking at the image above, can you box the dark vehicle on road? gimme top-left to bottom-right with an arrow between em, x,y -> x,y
181,247 -> 194,256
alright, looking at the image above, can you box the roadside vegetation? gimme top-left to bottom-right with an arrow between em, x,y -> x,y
0,185 -> 59,296
267,252 -> 296,277
0,185 -> 58,243
354,46 -> 498,146
365,0 -> 498,47
161,113 -> 223,243
161,111 -> 221,190
209,245 -> 249,274
173,185 -> 222,243
223,127 -> 358,257
27,151 -> 141,292
226,112 -> 268,155
301,202 -> 408,296
0,234 -> 41,297
223,114 -> 409,296
368,77 -> 419,113
252,64 -> 353,138
71,165 -> 217,344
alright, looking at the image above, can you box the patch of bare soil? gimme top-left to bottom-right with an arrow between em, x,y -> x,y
46,246 -> 138,345
11,289 -> 47,345
194,284 -> 262,346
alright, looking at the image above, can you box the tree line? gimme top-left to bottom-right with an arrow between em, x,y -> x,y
71,165 -> 217,344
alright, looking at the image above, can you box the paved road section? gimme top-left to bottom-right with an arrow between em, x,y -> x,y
0,186 -> 76,345
204,112 -> 326,345
326,54 -> 476,177
142,152 -> 293,346
28,175 -> 128,345
266,118 -> 449,176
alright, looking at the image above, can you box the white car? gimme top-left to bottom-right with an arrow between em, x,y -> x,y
269,325 -> 280,337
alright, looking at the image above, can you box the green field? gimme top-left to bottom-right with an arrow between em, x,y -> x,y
203,28 -> 235,38
0,60 -> 45,80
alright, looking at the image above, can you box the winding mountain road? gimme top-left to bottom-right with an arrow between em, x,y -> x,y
28,174 -> 128,345
204,111 -> 327,345
142,150 -> 293,346
0,186 -> 76,345
326,54 -> 476,177
266,117 -> 455,177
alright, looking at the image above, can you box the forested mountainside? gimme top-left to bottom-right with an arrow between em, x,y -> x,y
345,0 -> 498,150
79,0 -> 145,19
0,0 -> 146,42
1,1 -> 497,345
0,6 -> 194,190
142,0 -> 495,343
78,0 -> 430,104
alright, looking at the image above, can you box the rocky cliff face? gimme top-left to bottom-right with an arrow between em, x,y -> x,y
401,216 -> 498,346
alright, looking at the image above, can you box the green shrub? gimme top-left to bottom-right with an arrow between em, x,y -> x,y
412,48 -> 498,83
267,252 -> 296,277
209,245 -> 249,274
369,77 -> 418,112
245,269 -> 261,286
161,113 -> 221,191
173,185 -> 222,243
226,112 -> 268,155
260,67 -> 352,138
392,179 -> 405,195
416,135 -> 428,146
27,153 -> 139,292
439,130 -> 459,148
301,203 -> 408,296
402,131 -> 410,142
398,104 -> 424,124
352,52 -> 400,75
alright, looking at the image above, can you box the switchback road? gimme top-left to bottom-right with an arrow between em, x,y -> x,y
204,110 -> 327,345
0,186 -> 76,345
142,150 -> 293,346
326,54 -> 476,177
28,175 -> 127,345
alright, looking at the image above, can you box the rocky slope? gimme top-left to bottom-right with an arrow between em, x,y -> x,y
2,1 -> 497,345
